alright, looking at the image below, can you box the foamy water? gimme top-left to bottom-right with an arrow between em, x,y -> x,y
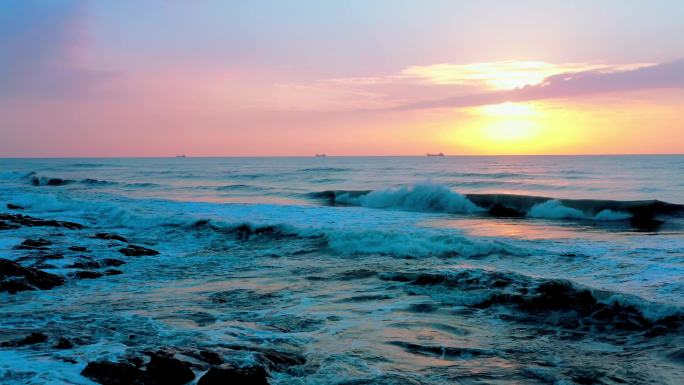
1,156 -> 683,384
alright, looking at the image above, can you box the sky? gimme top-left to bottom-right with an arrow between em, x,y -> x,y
1,0 -> 683,157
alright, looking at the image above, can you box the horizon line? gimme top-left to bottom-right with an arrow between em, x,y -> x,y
2,153 -> 684,159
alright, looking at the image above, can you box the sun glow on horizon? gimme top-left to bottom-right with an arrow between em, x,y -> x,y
444,101 -> 585,154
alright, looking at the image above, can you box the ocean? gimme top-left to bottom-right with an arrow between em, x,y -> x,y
1,155 -> 683,384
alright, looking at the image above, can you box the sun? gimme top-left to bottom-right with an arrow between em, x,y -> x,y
482,120 -> 540,142
443,101 -> 591,154
474,103 -> 541,142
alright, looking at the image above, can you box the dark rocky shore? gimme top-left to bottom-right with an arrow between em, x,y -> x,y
0,205 -> 301,385
2,203 -> 683,385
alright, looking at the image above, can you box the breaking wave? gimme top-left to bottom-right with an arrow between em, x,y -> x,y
330,184 -> 483,214
310,184 -> 684,226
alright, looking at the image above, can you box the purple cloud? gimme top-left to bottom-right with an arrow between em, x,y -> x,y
0,0 -> 108,99
397,59 -> 684,110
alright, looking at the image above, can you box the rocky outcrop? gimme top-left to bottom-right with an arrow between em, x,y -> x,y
81,361 -> 146,385
0,258 -> 64,293
0,213 -> 83,229
15,238 -> 52,250
145,352 -> 195,385
119,245 -> 159,256
0,332 -> 48,347
197,366 -> 269,385
94,233 -> 128,243
74,271 -> 104,279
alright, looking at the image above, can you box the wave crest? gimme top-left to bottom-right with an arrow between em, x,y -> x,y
335,184 -> 483,214
310,184 -> 683,227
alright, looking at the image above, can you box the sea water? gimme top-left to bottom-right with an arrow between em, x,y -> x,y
0,156 -> 683,384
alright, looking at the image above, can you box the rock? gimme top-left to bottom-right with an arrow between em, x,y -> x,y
199,350 -> 223,365
104,269 -> 123,276
0,220 -> 20,230
146,352 -> 195,385
7,203 -> 24,210
94,233 -> 128,243
68,261 -> 102,269
0,280 -> 34,293
54,337 -> 74,349
15,238 -> 52,250
102,258 -> 126,267
30,176 -> 74,186
0,258 -> 64,293
1,332 -> 48,347
198,366 -> 269,385
75,270 -> 104,279
81,361 -> 145,385
69,246 -> 88,252
40,253 -> 65,260
256,349 -> 306,371
119,245 -> 159,257
0,213 -> 83,230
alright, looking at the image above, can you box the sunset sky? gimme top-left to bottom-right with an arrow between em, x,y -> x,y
1,0 -> 683,157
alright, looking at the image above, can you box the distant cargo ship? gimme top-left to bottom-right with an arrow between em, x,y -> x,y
315,154 -> 327,157
176,154 -> 187,158
426,153 -> 445,157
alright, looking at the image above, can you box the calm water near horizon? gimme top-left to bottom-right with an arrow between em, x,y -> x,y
1,155 -> 683,384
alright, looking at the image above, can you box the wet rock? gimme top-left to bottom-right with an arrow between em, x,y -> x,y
119,245 -> 159,257
384,269 -> 684,334
81,361 -> 145,385
0,280 -> 34,293
94,232 -> 128,243
6,203 -> 24,210
256,349 -> 306,371
15,238 -> 52,250
68,261 -> 102,269
0,258 -> 64,293
54,337 -> 74,349
407,303 -> 438,313
0,220 -> 20,230
126,356 -> 145,368
0,213 -> 83,229
199,350 -> 223,365
1,332 -> 48,347
198,366 -> 269,385
104,269 -> 123,276
146,352 -> 195,385
522,281 -> 598,313
231,223 -> 291,241
33,262 -> 57,270
69,246 -> 88,252
30,176 -> 74,186
75,270 -> 104,279
103,258 -> 126,267
40,253 -> 65,260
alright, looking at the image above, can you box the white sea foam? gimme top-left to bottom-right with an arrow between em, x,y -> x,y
325,229 -> 519,258
528,200 -> 631,221
528,200 -> 586,219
